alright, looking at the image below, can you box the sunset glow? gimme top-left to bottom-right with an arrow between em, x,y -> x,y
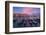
22,7 -> 32,15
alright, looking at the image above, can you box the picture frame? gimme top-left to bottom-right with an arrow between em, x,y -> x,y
5,1 -> 45,34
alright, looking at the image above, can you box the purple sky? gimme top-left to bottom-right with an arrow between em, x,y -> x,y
13,7 -> 40,16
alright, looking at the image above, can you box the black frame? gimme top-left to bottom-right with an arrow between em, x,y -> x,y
5,1 -> 45,34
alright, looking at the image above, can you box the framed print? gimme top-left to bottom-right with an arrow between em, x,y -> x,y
5,1 -> 45,34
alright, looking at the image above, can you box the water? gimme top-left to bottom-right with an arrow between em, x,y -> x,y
13,16 -> 40,28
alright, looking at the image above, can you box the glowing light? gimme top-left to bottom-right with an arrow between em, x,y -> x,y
22,7 -> 32,15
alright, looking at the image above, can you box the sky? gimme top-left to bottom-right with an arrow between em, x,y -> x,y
13,7 -> 40,16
